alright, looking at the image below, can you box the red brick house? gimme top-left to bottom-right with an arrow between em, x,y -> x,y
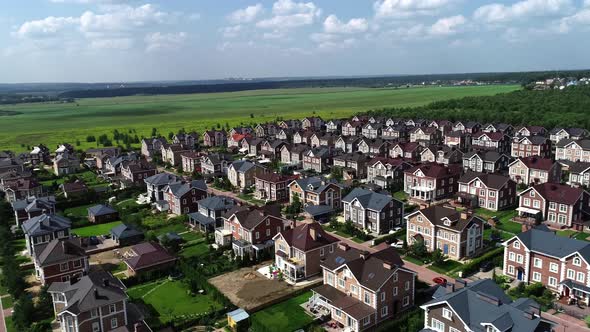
457,172 -> 516,211
203,130 -> 227,147
471,131 -> 511,154
517,183 -> 590,230
254,172 -> 298,202
288,177 -> 342,209
389,142 -> 423,161
120,160 -> 157,185
366,157 -> 413,189
403,163 -> 462,202
163,180 -> 208,215
33,238 -> 89,285
511,136 -> 552,158
124,242 -> 178,276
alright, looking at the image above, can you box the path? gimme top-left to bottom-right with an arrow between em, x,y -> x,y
207,186 -> 251,205
543,311 -> 590,332
141,279 -> 169,299
0,294 -> 8,332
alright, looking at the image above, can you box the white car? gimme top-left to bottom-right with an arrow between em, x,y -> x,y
390,239 -> 404,248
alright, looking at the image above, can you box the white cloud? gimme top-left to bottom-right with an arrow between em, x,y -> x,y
256,0 -> 321,29
317,37 -> 356,51
559,8 -> 590,32
89,37 -> 133,50
79,4 -> 169,34
323,15 -> 368,34
474,0 -> 573,24
373,0 -> 453,18
221,25 -> 242,38
144,31 -> 187,52
262,30 -> 286,39
227,4 -> 264,24
15,16 -> 78,38
429,15 -> 466,35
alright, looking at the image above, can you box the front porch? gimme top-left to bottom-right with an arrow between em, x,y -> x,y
408,186 -> 435,202
559,280 -> 590,307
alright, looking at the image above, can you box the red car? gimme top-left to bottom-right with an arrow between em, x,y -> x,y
432,277 -> 447,285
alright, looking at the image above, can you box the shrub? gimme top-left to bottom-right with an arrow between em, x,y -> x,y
458,247 -> 504,276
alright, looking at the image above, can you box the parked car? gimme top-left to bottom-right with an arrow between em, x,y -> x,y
390,239 -> 403,248
433,277 -> 447,285
479,261 -> 494,272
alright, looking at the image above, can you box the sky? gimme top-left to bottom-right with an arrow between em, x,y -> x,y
0,0 -> 589,83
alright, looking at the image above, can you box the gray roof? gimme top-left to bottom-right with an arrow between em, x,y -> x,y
88,204 -> 117,217
197,195 -> 234,211
21,214 -> 71,236
144,173 -> 178,186
512,227 -> 590,261
34,237 -> 86,266
426,279 -> 552,332
110,224 -> 143,239
556,139 -> 590,149
231,160 -> 257,173
342,188 -> 394,211
11,196 -> 56,213
304,204 -> 334,216
188,212 -> 216,226
463,150 -> 505,162
164,180 -> 207,197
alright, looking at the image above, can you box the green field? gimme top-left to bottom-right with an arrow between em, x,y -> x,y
250,291 -> 314,332
0,85 -> 518,152
71,220 -> 123,237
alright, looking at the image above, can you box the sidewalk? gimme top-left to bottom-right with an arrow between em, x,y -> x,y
0,294 -> 8,332
543,310 -> 590,332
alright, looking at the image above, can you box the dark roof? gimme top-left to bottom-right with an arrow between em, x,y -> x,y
408,205 -> 484,232
34,237 -> 87,266
458,172 -> 511,190
511,226 -> 590,261
473,131 -> 507,141
569,161 -> 590,174
278,222 -> 339,251
312,284 -> 375,319
22,213 -> 71,235
165,180 -> 207,198
333,152 -> 370,163
125,242 -> 177,271
88,204 -> 118,217
255,172 -> 297,183
61,181 -> 88,193
144,173 -> 178,186
463,150 -> 505,162
11,196 -> 56,213
231,160 -> 257,173
197,195 -> 235,211
405,163 -> 462,178
224,205 -> 285,230
556,139 -> 590,149
513,135 -> 548,145
110,224 -> 143,239
304,204 -> 334,216
526,182 -> 585,205
342,188 -> 394,211
512,156 -> 555,171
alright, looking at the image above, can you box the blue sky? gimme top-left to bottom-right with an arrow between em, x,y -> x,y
0,0 -> 589,83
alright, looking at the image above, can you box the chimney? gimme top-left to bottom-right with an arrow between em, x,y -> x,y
383,262 -> 393,270
360,251 -> 370,260
445,282 -> 455,294
338,243 -> 350,251
460,212 -> 469,220
310,227 -> 317,241
476,291 -> 501,306
454,279 -> 467,290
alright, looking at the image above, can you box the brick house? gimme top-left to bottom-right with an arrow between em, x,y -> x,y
303,148 -> 332,173
275,128 -> 294,141
215,205 -> 292,257
203,130 -> 227,147
555,139 -> 590,162
293,130 -> 315,145
325,120 -> 342,133
254,172 -> 298,202
33,237 -> 89,285
471,131 -> 511,154
361,123 -> 383,139
549,127 -> 588,144
22,213 -> 71,256
482,123 -> 514,135
308,243 -> 416,332
452,121 -> 480,134
366,157 -> 413,189
443,130 -> 470,150
409,127 -> 442,146
382,124 -> 408,141
502,226 -> 590,304
568,161 -> 590,188
342,188 -> 404,234
163,180 -> 208,215
87,205 -> 119,223
288,177 -> 342,209
341,121 -> 363,136
227,160 -> 266,190
201,153 -> 233,175
161,144 -> 192,166
403,163 -> 462,202
511,136 -> 551,158
180,151 -> 202,173
242,137 -> 264,155
462,150 -> 510,173
405,206 -> 484,260
278,119 -> 301,130
514,125 -> 547,137
141,137 -> 167,160
335,136 -> 360,153
260,139 -> 288,160
457,172 -> 516,211
420,279 -> 554,332
508,156 -> 561,185
280,144 -> 309,165
301,116 -> 323,130
11,196 -> 56,226
332,152 -> 370,180
124,242 -> 178,276
517,183 -> 590,230
3,177 -> 44,203
120,160 -> 157,185
173,132 -> 199,148
389,142 -> 423,161
273,222 -> 340,283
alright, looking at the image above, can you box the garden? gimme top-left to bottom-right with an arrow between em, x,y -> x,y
71,220 -> 123,237
250,291 -> 315,332
327,219 -> 374,243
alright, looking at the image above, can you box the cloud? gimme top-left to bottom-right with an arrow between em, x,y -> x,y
373,0 -> 453,18
144,31 -> 187,52
89,37 -> 134,49
323,15 -> 368,34
79,4 -> 169,34
15,16 -> 78,38
559,8 -> 590,32
474,0 -> 573,24
221,25 -> 242,38
228,4 -> 264,24
256,0 -> 321,29
429,15 -> 466,35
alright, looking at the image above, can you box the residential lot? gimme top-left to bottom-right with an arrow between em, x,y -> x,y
250,291 -> 314,332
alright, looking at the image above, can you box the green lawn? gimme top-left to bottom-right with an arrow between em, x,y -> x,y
393,191 -> 408,202
71,221 -> 123,237
575,233 -> 590,241
40,170 -> 104,187
333,230 -> 351,238
150,222 -> 188,237
403,255 -> 425,266
556,230 -> 590,242
483,228 -> 514,241
496,220 -> 522,234
180,240 -> 210,258
0,85 -> 518,152
475,208 -> 521,234
179,231 -> 203,242
1,295 -> 13,309
63,203 -> 96,218
428,260 -> 463,274
128,279 -> 223,324
5,316 -> 15,332
250,291 -> 314,332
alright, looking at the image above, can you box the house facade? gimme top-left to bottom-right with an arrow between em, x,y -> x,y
457,172 -> 516,211
342,188 -> 403,234
163,180 -> 208,215
254,173 -> 297,202
508,156 -> 561,185
511,136 -> 551,158
403,163 -> 462,202
33,238 -> 89,285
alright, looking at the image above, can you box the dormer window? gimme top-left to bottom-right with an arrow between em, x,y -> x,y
574,257 -> 582,266
442,308 -> 452,320
513,241 -> 520,249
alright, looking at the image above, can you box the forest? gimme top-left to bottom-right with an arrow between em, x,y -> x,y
367,85 -> 590,130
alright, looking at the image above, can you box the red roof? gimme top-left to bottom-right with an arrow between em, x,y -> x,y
125,242 -> 177,271
474,131 -> 505,141
279,223 -> 339,251
255,172 -> 298,183
405,163 -> 462,178
531,183 -> 585,205
518,156 -> 554,171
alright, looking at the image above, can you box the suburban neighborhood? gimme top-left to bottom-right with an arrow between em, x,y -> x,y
2,113 -> 590,332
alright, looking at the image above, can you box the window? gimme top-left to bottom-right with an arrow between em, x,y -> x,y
381,292 -> 386,302
578,272 -> 585,283
533,200 -> 540,209
111,318 -> 118,329
335,309 -> 342,318
431,318 -> 445,332
92,322 -> 100,332
574,257 -> 582,266
508,265 -> 515,275
516,254 -> 524,264
509,252 -> 515,262
266,229 -> 270,236
568,269 -> 575,279
60,262 -> 69,271
549,202 -> 556,210
91,308 -> 98,318
320,248 -> 324,256
393,287 -> 398,296
381,306 -> 388,317
350,285 -> 357,294
363,317 -> 370,326
403,295 -> 410,306
442,308 -> 453,320
109,304 -> 116,313
364,292 -> 371,305
393,272 -> 398,282
338,278 -> 345,288
560,204 -> 568,212
548,277 -> 557,287
533,258 -> 542,268
405,281 -> 410,290
549,263 -> 558,273
532,272 -> 541,282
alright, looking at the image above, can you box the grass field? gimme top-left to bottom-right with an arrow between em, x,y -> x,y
71,220 -> 122,236
0,85 -> 518,152
250,291 -> 314,332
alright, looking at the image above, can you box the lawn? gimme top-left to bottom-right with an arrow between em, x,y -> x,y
557,230 -> 590,242
150,222 -> 188,237
393,191 -> 408,202
71,221 -> 123,237
250,291 -> 314,332
128,279 -> 223,324
40,170 -> 104,187
0,85 -> 518,152
63,203 -> 96,218
403,255 -> 425,266
5,316 -> 15,332
1,295 -> 13,309
428,260 -> 463,274
496,220 -> 522,234
179,231 -> 203,242
483,228 -> 514,241
180,240 -> 210,259
475,208 -> 521,234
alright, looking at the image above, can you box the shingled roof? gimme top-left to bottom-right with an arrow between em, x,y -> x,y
34,237 -> 87,266
523,182 -> 585,205
22,213 -> 71,236
342,188 -> 395,211
276,222 -> 339,251
125,242 -> 177,272
407,205 -> 485,232
458,171 -> 512,190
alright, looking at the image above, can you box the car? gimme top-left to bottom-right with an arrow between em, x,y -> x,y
390,239 -> 403,248
479,261 -> 494,272
432,277 -> 447,285
393,226 -> 403,232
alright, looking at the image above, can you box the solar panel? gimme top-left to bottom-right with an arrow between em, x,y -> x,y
335,256 -> 345,264
368,272 -> 375,279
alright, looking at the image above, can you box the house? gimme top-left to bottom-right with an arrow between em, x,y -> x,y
367,139 -> 390,157
308,243 -> 416,332
124,242 -> 177,276
549,127 -> 588,144
409,127 -> 442,146
141,137 -> 167,160
405,206 -> 484,259
452,121 -> 480,134
482,123 -> 514,135
21,213 -> 71,255
293,130 -> 314,145
47,271 -> 145,332
180,151 -> 202,173
189,195 -> 235,233
278,119 -> 301,130
201,153 -> 233,175
341,120 -> 364,136
382,124 -> 408,141
420,278 -> 554,332
301,116 -> 323,130
173,132 -> 199,148
30,145 -> 51,165
161,143 -> 192,166
110,223 -> 144,246
163,180 -> 208,215
273,222 -> 340,283
275,128 -> 294,141
333,152 -> 370,180
514,125 -> 547,137
403,163 -> 462,202
462,150 -> 510,173
260,140 -> 288,160
443,131 -> 470,150
56,143 -> 75,157
568,161 -> 590,187
227,160 -> 265,190
435,147 -> 464,166
242,137 -> 264,156
32,237 -> 88,285
325,120 -> 342,133
508,156 -> 561,185
342,188 -> 404,234
503,226 -> 590,304
361,123 -> 383,139
88,204 -> 119,224
511,136 -> 551,158
289,177 -> 342,209
120,160 -> 157,185
280,144 -> 309,165
457,172 -> 516,211
144,173 -> 178,202
11,195 -> 56,226
203,130 -> 227,147
0,156 -> 25,174
471,131 -> 511,154
228,133 -> 249,148
103,152 -> 139,176
303,148 -> 332,173
517,183 -> 590,230
366,157 -> 413,189
389,142 -> 423,161
255,123 -> 278,138
60,180 -> 89,199
3,177 -> 43,203
227,308 -> 250,332
53,154 -> 80,176
254,172 -> 297,202
335,136 -> 360,153
215,205 -> 291,257
555,139 -> 590,162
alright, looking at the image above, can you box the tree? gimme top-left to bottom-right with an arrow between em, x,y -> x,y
408,240 -> 427,259
12,294 -> 35,331
431,249 -> 445,265
250,113 -> 254,118
330,166 -> 343,181
151,127 -> 158,137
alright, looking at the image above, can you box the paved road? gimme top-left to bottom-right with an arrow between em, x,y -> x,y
543,311 -> 590,332
0,296 -> 7,332
207,187 -> 251,205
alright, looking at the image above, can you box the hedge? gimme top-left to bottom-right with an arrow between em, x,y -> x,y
373,229 -> 406,246
458,247 -> 504,276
